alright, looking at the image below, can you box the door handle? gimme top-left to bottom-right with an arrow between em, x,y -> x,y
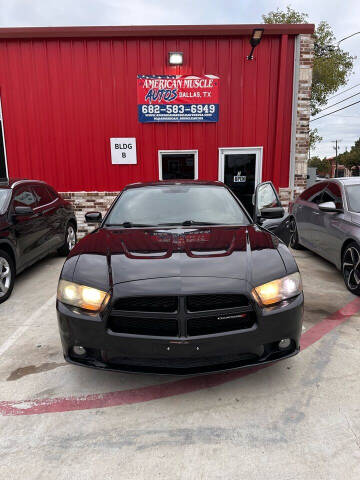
312,211 -> 320,215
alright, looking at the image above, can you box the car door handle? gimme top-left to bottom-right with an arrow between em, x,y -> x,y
312,211 -> 320,215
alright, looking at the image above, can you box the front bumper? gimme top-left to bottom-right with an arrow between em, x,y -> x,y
57,293 -> 304,375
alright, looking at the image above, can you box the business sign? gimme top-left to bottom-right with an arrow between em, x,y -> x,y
137,74 -> 219,123
233,176 -> 246,183
110,138 -> 137,164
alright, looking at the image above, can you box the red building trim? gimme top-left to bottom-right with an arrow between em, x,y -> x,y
0,24 -> 315,40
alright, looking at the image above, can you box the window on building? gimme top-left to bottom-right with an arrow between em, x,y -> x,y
159,152 -> 197,180
337,168 -> 345,178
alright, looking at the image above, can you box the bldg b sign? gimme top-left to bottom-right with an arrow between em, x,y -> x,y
110,138 -> 137,164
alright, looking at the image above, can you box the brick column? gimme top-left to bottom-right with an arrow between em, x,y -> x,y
294,33 -> 314,196
279,33 -> 314,208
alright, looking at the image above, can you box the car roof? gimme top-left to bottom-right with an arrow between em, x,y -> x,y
331,176 -> 360,185
124,179 -> 225,190
0,178 -> 49,189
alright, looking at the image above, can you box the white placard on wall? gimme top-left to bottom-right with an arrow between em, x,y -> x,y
110,138 -> 137,164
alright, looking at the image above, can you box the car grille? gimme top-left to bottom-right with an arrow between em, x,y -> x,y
108,294 -> 255,337
186,294 -> 249,312
108,315 -> 179,337
106,352 -> 259,373
113,296 -> 178,313
187,313 -> 255,336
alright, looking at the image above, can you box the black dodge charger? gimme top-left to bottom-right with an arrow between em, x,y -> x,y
57,180 -> 303,374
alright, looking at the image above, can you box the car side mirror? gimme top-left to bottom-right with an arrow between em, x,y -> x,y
85,211 -> 102,224
259,206 -> 285,219
318,201 -> 342,213
14,206 -> 34,216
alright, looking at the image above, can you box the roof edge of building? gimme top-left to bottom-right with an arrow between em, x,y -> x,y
0,23 -> 315,40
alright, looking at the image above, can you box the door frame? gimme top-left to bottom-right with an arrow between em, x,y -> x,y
0,97 -> 9,180
158,149 -> 198,180
218,147 -> 263,186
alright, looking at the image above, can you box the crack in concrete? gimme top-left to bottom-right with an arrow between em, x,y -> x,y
0,424 -> 289,454
343,411 -> 360,451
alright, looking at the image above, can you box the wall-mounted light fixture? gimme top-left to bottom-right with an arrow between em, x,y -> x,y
247,28 -> 264,60
168,52 -> 183,65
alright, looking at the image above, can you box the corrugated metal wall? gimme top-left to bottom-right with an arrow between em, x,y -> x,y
0,34 -> 295,191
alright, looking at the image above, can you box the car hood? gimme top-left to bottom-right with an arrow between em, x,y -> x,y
61,225 -> 294,291
61,225 -> 297,290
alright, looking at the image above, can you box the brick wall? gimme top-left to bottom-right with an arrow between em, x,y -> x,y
61,192 -> 117,237
294,33 -> 314,197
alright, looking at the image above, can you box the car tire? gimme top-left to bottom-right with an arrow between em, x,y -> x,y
289,217 -> 302,250
58,222 -> 77,256
342,242 -> 360,295
0,249 -> 15,304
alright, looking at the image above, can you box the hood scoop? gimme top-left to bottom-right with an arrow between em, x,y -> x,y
185,233 -> 236,258
121,240 -> 172,259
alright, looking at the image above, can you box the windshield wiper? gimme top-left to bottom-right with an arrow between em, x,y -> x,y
105,222 -> 155,228
183,220 -> 221,226
158,220 -> 221,227
106,220 -> 222,228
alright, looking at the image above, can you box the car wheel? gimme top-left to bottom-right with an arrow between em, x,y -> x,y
289,217 -> 302,250
0,250 -> 15,304
342,242 -> 360,295
58,223 -> 77,256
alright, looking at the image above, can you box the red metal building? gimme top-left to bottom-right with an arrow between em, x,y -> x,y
0,24 -> 314,233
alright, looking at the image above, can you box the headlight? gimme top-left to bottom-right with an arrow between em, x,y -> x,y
252,272 -> 302,307
57,279 -> 111,312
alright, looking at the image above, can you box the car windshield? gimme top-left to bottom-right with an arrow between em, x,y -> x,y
346,184 -> 360,212
0,189 -> 10,214
105,185 -> 250,227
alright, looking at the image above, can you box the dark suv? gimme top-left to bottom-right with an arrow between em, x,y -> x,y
0,178 -> 77,303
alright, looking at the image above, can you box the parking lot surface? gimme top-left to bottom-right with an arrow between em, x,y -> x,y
0,249 -> 359,479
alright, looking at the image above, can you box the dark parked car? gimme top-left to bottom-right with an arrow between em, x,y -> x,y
0,178 -> 77,303
57,180 -> 303,375
290,177 -> 360,295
